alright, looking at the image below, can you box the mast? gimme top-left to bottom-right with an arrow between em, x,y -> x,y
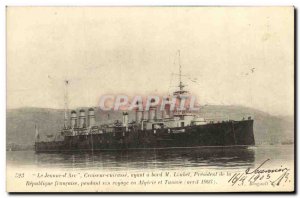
178,50 -> 184,92
174,50 -> 186,95
35,124 -> 40,142
64,80 -> 69,129
173,50 -> 190,116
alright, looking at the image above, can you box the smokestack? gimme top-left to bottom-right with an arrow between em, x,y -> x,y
148,98 -> 157,121
164,104 -> 171,118
122,112 -> 129,131
79,109 -> 86,128
154,106 -> 159,119
70,110 -> 77,128
161,109 -> 165,119
88,108 -> 96,127
135,110 -> 144,123
135,101 -> 143,123
148,107 -> 155,121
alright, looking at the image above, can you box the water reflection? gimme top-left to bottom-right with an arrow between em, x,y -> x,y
8,146 -> 257,170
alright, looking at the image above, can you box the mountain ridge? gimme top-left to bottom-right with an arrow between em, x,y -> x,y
6,105 -> 294,146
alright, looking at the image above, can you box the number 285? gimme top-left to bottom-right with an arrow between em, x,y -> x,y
15,173 -> 24,178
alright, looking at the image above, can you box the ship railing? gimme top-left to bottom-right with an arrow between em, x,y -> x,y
63,129 -> 104,136
203,116 -> 252,123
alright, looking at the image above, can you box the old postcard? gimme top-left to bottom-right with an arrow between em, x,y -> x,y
6,7 -> 294,192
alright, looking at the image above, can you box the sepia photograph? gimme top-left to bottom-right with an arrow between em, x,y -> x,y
6,6 -> 294,192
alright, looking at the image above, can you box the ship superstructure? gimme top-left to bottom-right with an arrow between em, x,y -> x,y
35,52 -> 255,152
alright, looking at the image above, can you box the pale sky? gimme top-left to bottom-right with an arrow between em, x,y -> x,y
7,7 -> 294,116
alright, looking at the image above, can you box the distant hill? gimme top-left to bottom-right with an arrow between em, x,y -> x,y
6,106 -> 294,146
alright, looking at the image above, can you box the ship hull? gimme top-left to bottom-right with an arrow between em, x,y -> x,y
35,119 -> 254,152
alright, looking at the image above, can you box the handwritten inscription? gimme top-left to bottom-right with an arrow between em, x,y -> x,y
228,159 -> 291,187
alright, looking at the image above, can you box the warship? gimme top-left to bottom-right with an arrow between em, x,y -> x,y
35,54 -> 255,152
